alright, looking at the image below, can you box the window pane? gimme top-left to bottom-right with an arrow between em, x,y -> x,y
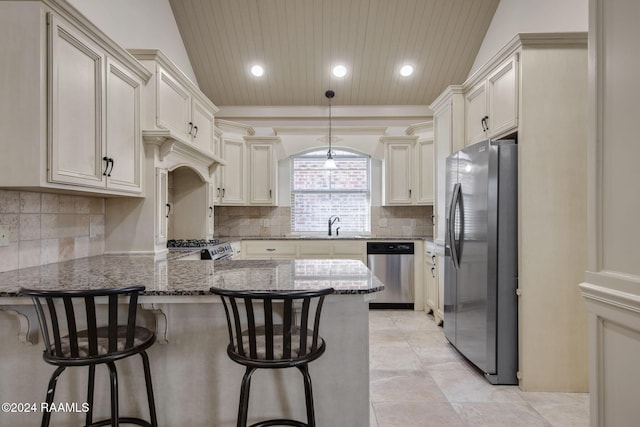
291,149 -> 370,233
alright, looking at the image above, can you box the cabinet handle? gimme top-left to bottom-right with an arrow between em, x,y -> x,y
188,122 -> 194,135
431,254 -> 436,263
107,158 -> 114,177
102,156 -> 110,176
481,115 -> 489,132
222,188 -> 225,197
269,189 -> 272,199
266,248 -> 276,252
209,206 -> 213,217
409,189 -> 412,198
217,187 -> 221,197
193,125 -> 198,138
166,203 -> 171,218
431,266 -> 436,278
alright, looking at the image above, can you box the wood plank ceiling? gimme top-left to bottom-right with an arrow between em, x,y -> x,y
168,0 -> 499,106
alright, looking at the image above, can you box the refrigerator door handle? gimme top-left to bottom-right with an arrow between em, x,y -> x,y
449,183 -> 461,269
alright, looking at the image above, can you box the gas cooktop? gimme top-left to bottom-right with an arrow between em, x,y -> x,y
167,239 -> 220,248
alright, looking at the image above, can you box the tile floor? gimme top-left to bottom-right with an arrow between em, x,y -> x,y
368,310 -> 589,427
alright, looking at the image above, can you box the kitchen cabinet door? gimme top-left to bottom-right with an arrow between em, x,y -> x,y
487,55 -> 518,139
48,13 -> 106,188
383,140 -> 414,205
248,143 -> 276,205
191,98 -> 215,152
242,240 -> 297,259
157,66 -> 191,140
464,80 -> 487,146
219,138 -> 246,205
424,252 -> 437,314
156,168 -> 169,245
105,57 -> 143,193
206,183 -> 215,237
415,139 -> 434,204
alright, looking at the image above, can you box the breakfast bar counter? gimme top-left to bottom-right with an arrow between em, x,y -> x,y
0,256 -> 382,426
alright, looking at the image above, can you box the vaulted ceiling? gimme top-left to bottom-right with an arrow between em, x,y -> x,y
169,0 -> 499,107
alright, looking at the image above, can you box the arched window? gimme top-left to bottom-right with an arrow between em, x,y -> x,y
290,149 -> 370,233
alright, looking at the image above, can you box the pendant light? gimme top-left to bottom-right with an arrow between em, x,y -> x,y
324,90 -> 337,169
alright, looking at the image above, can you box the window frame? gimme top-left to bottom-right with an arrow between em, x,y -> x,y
290,148 -> 371,234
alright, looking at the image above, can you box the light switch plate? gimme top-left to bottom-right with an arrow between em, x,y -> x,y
262,219 -> 270,228
0,225 -> 9,246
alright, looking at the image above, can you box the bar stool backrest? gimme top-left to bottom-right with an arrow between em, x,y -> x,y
211,288 -> 334,364
20,286 -> 149,362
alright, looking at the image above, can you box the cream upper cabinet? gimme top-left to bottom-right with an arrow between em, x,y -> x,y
382,135 -> 434,206
464,81 -> 488,146
218,138 -> 246,205
0,2 -> 150,195
104,58 -> 143,193
382,137 -> 417,205
415,139 -> 434,204
464,55 -> 519,146
48,13 -> 106,189
430,86 -> 465,245
246,137 -> 279,206
130,49 -> 219,154
191,99 -> 215,152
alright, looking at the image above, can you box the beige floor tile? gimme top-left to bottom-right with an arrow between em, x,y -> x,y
520,392 -> 589,426
453,402 -> 552,426
373,401 -> 465,427
370,370 -> 448,403
369,310 -> 590,426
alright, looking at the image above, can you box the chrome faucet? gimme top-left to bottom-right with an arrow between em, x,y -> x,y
328,215 -> 340,236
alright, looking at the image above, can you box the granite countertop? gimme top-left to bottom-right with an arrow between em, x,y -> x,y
0,256 -> 384,297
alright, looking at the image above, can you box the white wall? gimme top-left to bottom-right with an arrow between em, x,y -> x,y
469,0 -> 588,76
67,0 -> 198,85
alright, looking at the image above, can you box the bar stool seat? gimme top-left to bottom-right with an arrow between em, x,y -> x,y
20,286 -> 158,427
211,287 -> 334,427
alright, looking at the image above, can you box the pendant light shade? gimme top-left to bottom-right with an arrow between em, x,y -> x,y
325,90 -> 337,169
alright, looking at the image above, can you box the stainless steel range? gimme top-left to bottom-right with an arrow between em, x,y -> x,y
167,239 -> 235,260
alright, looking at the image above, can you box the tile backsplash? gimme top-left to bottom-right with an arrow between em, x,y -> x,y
214,205 -> 433,238
0,190 -> 105,272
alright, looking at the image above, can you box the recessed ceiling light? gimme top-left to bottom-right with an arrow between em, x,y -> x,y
400,64 -> 414,77
332,65 -> 347,78
250,65 -> 264,77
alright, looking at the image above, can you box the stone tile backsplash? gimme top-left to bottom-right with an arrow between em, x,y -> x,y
214,205 -> 433,238
0,190 -> 105,272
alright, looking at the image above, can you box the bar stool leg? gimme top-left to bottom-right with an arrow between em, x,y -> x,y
106,361 -> 119,427
238,367 -> 256,427
41,366 -> 65,427
140,351 -> 158,426
86,365 -> 95,426
298,365 -> 315,427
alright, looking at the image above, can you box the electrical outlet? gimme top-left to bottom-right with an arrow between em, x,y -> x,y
0,225 -> 9,247
410,219 -> 416,227
379,218 -> 388,228
89,223 -> 98,238
262,219 -> 270,228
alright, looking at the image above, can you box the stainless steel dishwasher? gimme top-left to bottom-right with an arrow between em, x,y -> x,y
367,242 -> 415,309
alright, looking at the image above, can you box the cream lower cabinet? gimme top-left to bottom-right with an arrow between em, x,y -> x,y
242,240 -> 366,262
242,240 -> 297,260
0,2 -> 149,195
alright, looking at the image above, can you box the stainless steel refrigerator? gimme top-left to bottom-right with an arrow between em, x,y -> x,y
444,139 -> 518,385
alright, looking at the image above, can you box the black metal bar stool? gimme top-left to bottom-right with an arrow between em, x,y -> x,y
210,287 -> 334,427
20,286 -> 158,427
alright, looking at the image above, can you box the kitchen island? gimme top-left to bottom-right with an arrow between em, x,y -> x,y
0,255 -> 382,426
